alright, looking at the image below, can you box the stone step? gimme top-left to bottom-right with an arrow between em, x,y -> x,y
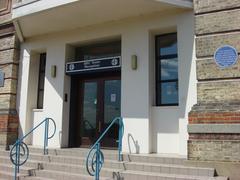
119,170 -> 227,180
124,161 -> 215,177
0,164 -> 36,175
0,148 -> 120,162
0,148 -> 187,166
27,146 -> 119,159
0,154 -> 215,177
0,154 -> 123,170
0,147 -> 228,180
34,169 -> 112,180
0,171 -> 28,180
123,154 -> 185,165
40,162 -> 121,177
23,177 -> 54,180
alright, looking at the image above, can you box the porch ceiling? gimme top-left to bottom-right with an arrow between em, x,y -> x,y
13,0 -> 193,39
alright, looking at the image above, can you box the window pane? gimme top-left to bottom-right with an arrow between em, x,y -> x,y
37,53 -> 46,109
104,80 -> 121,124
160,58 -> 178,80
157,34 -> 177,56
160,82 -> 178,105
82,82 -> 97,137
75,41 -> 121,61
38,73 -> 45,90
37,90 -> 44,109
39,54 -> 46,71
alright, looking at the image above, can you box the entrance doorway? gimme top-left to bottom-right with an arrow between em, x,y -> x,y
68,40 -> 121,148
69,73 -> 121,148
80,75 -> 121,148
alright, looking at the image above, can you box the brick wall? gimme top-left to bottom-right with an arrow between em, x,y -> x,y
188,0 -> 240,162
0,0 -> 19,149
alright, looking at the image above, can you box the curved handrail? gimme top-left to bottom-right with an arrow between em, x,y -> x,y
9,117 -> 56,180
86,117 -> 124,180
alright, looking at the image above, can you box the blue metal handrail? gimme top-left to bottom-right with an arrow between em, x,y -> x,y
86,117 -> 124,180
9,117 -> 56,180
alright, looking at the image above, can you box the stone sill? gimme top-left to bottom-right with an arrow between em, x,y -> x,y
32,109 -> 43,112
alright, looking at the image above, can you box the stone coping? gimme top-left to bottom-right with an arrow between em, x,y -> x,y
188,124 -> 240,134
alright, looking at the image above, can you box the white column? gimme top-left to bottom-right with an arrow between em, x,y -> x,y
17,48 -> 31,142
121,27 -> 151,154
43,44 -> 66,148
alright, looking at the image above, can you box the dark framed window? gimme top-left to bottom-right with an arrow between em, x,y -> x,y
75,41 -> 121,61
155,33 -> 178,106
37,53 -> 46,109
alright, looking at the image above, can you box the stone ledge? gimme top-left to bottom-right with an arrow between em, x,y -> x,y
194,0 -> 240,14
188,124 -> 240,134
195,9 -> 240,35
197,80 -> 240,103
196,57 -> 240,80
190,103 -> 240,112
196,32 -> 240,58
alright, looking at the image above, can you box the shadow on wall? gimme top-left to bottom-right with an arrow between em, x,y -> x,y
127,133 -> 140,154
150,14 -> 196,154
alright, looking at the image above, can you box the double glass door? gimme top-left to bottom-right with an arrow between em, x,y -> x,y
80,76 -> 121,148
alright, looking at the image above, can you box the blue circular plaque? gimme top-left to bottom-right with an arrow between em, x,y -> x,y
214,45 -> 238,68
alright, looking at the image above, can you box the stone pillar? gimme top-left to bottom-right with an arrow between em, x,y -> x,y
0,0 -> 19,149
188,0 -> 240,162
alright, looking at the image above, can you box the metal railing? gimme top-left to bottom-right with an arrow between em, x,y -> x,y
9,117 -> 56,180
86,117 -> 124,180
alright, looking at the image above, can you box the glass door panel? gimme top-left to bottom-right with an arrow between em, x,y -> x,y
102,79 -> 121,147
81,81 -> 98,145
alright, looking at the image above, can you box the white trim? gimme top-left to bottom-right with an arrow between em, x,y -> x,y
13,20 -> 24,42
154,0 -> 193,8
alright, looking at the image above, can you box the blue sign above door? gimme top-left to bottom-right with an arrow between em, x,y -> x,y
66,56 -> 121,75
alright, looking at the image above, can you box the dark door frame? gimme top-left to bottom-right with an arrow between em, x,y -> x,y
68,71 -> 121,148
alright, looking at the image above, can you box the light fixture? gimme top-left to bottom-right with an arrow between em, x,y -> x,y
51,65 -> 57,78
131,55 -> 137,70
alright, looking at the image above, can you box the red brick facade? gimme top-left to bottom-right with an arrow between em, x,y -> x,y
189,112 -> 240,124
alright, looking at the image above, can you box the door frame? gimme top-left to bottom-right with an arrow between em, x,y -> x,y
68,71 -> 121,148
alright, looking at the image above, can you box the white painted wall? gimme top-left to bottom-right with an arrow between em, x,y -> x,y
16,10 -> 196,155
150,12 -> 196,156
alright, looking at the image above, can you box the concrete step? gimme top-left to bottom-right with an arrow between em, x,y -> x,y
0,148 -> 120,162
0,148 -> 188,166
39,162 -> 121,177
0,171 -> 28,180
123,154 -> 185,165
27,147 -> 119,159
124,161 -> 215,177
22,177 -> 54,180
0,164 -> 37,175
0,147 -> 228,180
0,154 -> 124,170
34,169 -> 112,180
119,170 -> 227,180
0,154 -> 215,177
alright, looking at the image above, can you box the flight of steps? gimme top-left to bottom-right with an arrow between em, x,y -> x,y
0,146 -> 228,180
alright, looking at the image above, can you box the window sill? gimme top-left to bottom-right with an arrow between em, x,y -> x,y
32,109 -> 44,112
152,105 -> 179,109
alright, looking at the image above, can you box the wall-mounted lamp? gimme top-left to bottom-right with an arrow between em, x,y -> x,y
131,55 -> 138,70
51,65 -> 57,78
